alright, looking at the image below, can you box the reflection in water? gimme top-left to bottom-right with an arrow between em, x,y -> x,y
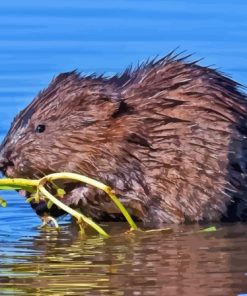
1,224 -> 247,295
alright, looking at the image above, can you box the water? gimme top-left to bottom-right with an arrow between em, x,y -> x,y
0,0 -> 247,295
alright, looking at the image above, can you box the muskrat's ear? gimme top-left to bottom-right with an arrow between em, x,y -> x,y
111,100 -> 132,118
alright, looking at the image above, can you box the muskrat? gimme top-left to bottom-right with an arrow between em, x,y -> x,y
1,53 -> 247,227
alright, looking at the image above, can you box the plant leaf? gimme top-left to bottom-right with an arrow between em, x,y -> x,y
47,200 -> 54,209
56,188 -> 66,197
198,226 -> 217,233
0,197 -> 7,207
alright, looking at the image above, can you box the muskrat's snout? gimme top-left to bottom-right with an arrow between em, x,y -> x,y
0,149 -> 14,176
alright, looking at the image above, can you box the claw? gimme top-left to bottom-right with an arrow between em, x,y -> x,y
41,215 -> 59,230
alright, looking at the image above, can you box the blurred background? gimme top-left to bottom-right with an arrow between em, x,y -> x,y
1,0 -> 247,135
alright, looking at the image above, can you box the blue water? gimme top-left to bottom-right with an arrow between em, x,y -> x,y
0,1 -> 247,295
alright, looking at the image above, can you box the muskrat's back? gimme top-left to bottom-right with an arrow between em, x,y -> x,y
1,54 -> 247,226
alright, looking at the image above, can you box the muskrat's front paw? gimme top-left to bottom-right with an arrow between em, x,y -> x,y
30,200 -> 49,216
30,200 -> 65,218
62,186 -> 91,207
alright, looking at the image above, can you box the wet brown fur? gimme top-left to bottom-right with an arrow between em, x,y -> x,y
1,53 -> 247,226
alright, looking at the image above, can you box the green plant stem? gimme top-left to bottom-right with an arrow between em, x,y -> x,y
39,172 -> 138,230
0,172 -> 138,235
38,184 -> 109,238
0,178 -> 38,188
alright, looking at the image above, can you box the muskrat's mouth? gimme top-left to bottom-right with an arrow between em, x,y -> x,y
17,180 -> 81,218
5,166 -> 16,178
18,189 -> 30,198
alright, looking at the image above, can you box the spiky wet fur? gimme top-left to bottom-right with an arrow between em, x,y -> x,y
1,53 -> 247,227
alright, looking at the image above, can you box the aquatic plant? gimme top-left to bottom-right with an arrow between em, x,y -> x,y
0,172 -> 138,238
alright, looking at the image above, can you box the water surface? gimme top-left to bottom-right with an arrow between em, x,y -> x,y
0,0 -> 247,295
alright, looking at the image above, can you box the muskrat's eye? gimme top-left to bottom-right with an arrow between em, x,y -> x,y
36,124 -> 46,133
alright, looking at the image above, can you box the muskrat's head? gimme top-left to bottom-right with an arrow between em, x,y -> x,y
0,72 -> 131,180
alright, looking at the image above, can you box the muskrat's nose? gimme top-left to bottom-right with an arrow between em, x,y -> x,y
0,150 -> 13,173
0,154 -> 6,170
